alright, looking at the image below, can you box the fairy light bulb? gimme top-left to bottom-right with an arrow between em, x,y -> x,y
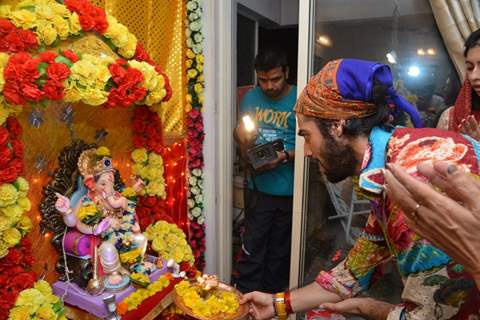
242,115 -> 255,132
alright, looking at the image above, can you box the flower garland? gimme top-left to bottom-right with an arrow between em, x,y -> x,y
0,0 -> 172,110
185,0 -> 206,272
174,280 -> 239,318
8,280 -> 66,320
131,148 -> 166,199
116,273 -> 171,315
145,220 -> 194,265
0,239 -> 35,320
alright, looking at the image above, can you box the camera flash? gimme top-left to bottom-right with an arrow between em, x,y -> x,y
242,115 -> 255,132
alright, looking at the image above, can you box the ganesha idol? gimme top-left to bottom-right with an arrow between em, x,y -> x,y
55,147 -> 148,291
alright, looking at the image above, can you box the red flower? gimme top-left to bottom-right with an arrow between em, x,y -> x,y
10,140 -> 23,158
43,80 -> 65,100
0,19 -> 15,35
9,158 -> 24,175
22,83 -> 43,101
134,43 -> 154,64
139,196 -> 158,208
46,62 -> 71,81
0,146 -> 12,168
0,128 -> 9,146
38,51 -> 58,63
65,0 -> 108,34
106,61 -> 146,108
0,166 -> 18,183
6,117 -> 22,138
131,119 -> 146,132
0,27 -> 38,53
61,50 -> 79,63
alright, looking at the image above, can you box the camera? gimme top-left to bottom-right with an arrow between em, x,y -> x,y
246,139 -> 285,169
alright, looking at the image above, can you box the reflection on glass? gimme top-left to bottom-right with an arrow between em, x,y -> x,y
300,0 -> 460,308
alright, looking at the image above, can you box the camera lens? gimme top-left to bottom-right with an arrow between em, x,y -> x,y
256,150 -> 266,160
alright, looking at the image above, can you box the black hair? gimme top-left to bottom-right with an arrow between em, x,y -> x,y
313,83 -> 393,138
464,29 -> 480,110
464,29 -> 480,57
254,47 -> 289,73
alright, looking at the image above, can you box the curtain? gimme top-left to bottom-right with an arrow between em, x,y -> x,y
430,0 -> 480,81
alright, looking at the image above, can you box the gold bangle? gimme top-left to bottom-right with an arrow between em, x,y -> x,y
274,292 -> 287,320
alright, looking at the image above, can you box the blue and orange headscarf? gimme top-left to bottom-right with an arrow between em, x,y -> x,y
295,59 -> 423,128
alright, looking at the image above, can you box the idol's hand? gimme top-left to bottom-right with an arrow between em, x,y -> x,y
94,218 -> 111,235
54,192 -> 70,214
239,291 -> 274,320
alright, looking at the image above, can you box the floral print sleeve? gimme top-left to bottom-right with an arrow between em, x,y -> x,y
315,213 -> 392,298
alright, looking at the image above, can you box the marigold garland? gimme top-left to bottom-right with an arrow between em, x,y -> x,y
185,0 -> 206,272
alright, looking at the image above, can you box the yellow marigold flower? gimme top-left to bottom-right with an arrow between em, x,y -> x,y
187,68 -> 198,79
144,89 -> 166,106
3,227 -> 21,247
17,196 -> 31,211
0,184 -> 18,208
10,9 -> 36,28
52,15 -> 70,39
194,83 -> 203,94
186,49 -> 195,59
0,52 -> 9,92
196,54 -> 204,64
121,187 -> 136,198
198,93 -> 204,104
198,74 -> 205,83
186,59 -> 193,68
82,88 -> 108,106
35,4 -> 54,20
16,215 -> 32,235
118,33 -> 137,59
96,146 -> 111,157
148,152 -> 163,166
15,288 -> 46,309
69,12 -> 81,33
131,148 -> 148,164
196,63 -> 203,73
128,61 -> 157,90
0,5 -> 11,18
185,103 -> 192,113
51,2 -> 70,17
0,241 -> 8,258
35,21 -> 57,46
8,305 -> 31,320
64,85 -> 82,103
1,205 -> 22,222
36,303 -> 56,320
105,15 -> 129,48
76,204 -> 98,221
186,94 -> 193,104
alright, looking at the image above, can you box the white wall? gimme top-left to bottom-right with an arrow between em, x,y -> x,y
281,0 -> 299,25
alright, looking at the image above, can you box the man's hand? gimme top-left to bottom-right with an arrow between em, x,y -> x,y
255,151 -> 287,172
239,291 -> 274,320
321,298 -> 394,320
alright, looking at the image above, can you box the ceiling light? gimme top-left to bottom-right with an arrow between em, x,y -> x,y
427,48 -> 436,55
407,65 -> 420,77
386,51 -> 397,64
417,49 -> 426,56
317,35 -> 332,47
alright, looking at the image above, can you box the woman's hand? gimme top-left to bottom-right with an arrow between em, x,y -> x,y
239,291 -> 274,320
384,161 -> 480,285
459,115 -> 480,141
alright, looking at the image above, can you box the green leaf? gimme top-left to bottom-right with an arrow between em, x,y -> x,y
38,62 -> 49,75
423,275 -> 449,286
55,55 -> 73,68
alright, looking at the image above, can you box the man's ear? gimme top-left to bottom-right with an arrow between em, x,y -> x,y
285,67 -> 290,79
330,120 -> 345,138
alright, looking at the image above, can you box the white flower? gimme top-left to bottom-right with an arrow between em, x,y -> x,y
186,1 -> 197,11
195,7 -> 202,16
185,28 -> 191,37
188,199 -> 195,208
189,176 -> 198,186
190,21 -> 201,32
195,194 -> 203,204
188,213 -> 194,220
193,44 -> 203,54
186,38 -> 194,48
191,207 -> 202,217
189,12 -> 199,21
192,169 -> 202,177
197,216 -> 205,224
197,179 -> 204,189
194,32 -> 203,43
191,187 -> 200,195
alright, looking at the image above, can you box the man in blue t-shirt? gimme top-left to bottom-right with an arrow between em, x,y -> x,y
232,48 -> 296,293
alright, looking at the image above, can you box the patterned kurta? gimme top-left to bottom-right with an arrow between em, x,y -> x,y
316,126 -> 480,319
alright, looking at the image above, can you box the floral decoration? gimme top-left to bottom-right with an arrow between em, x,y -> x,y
145,220 -> 194,265
185,0 -> 206,272
8,280 -> 66,320
175,280 -> 239,318
131,148 -> 166,199
116,273 -> 171,315
0,239 -> 35,320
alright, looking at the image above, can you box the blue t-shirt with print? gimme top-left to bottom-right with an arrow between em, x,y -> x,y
240,85 -> 297,196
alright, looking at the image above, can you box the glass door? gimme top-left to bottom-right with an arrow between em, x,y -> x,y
291,0 -> 460,315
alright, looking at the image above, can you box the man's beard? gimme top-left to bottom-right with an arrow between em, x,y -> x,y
319,135 -> 359,183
